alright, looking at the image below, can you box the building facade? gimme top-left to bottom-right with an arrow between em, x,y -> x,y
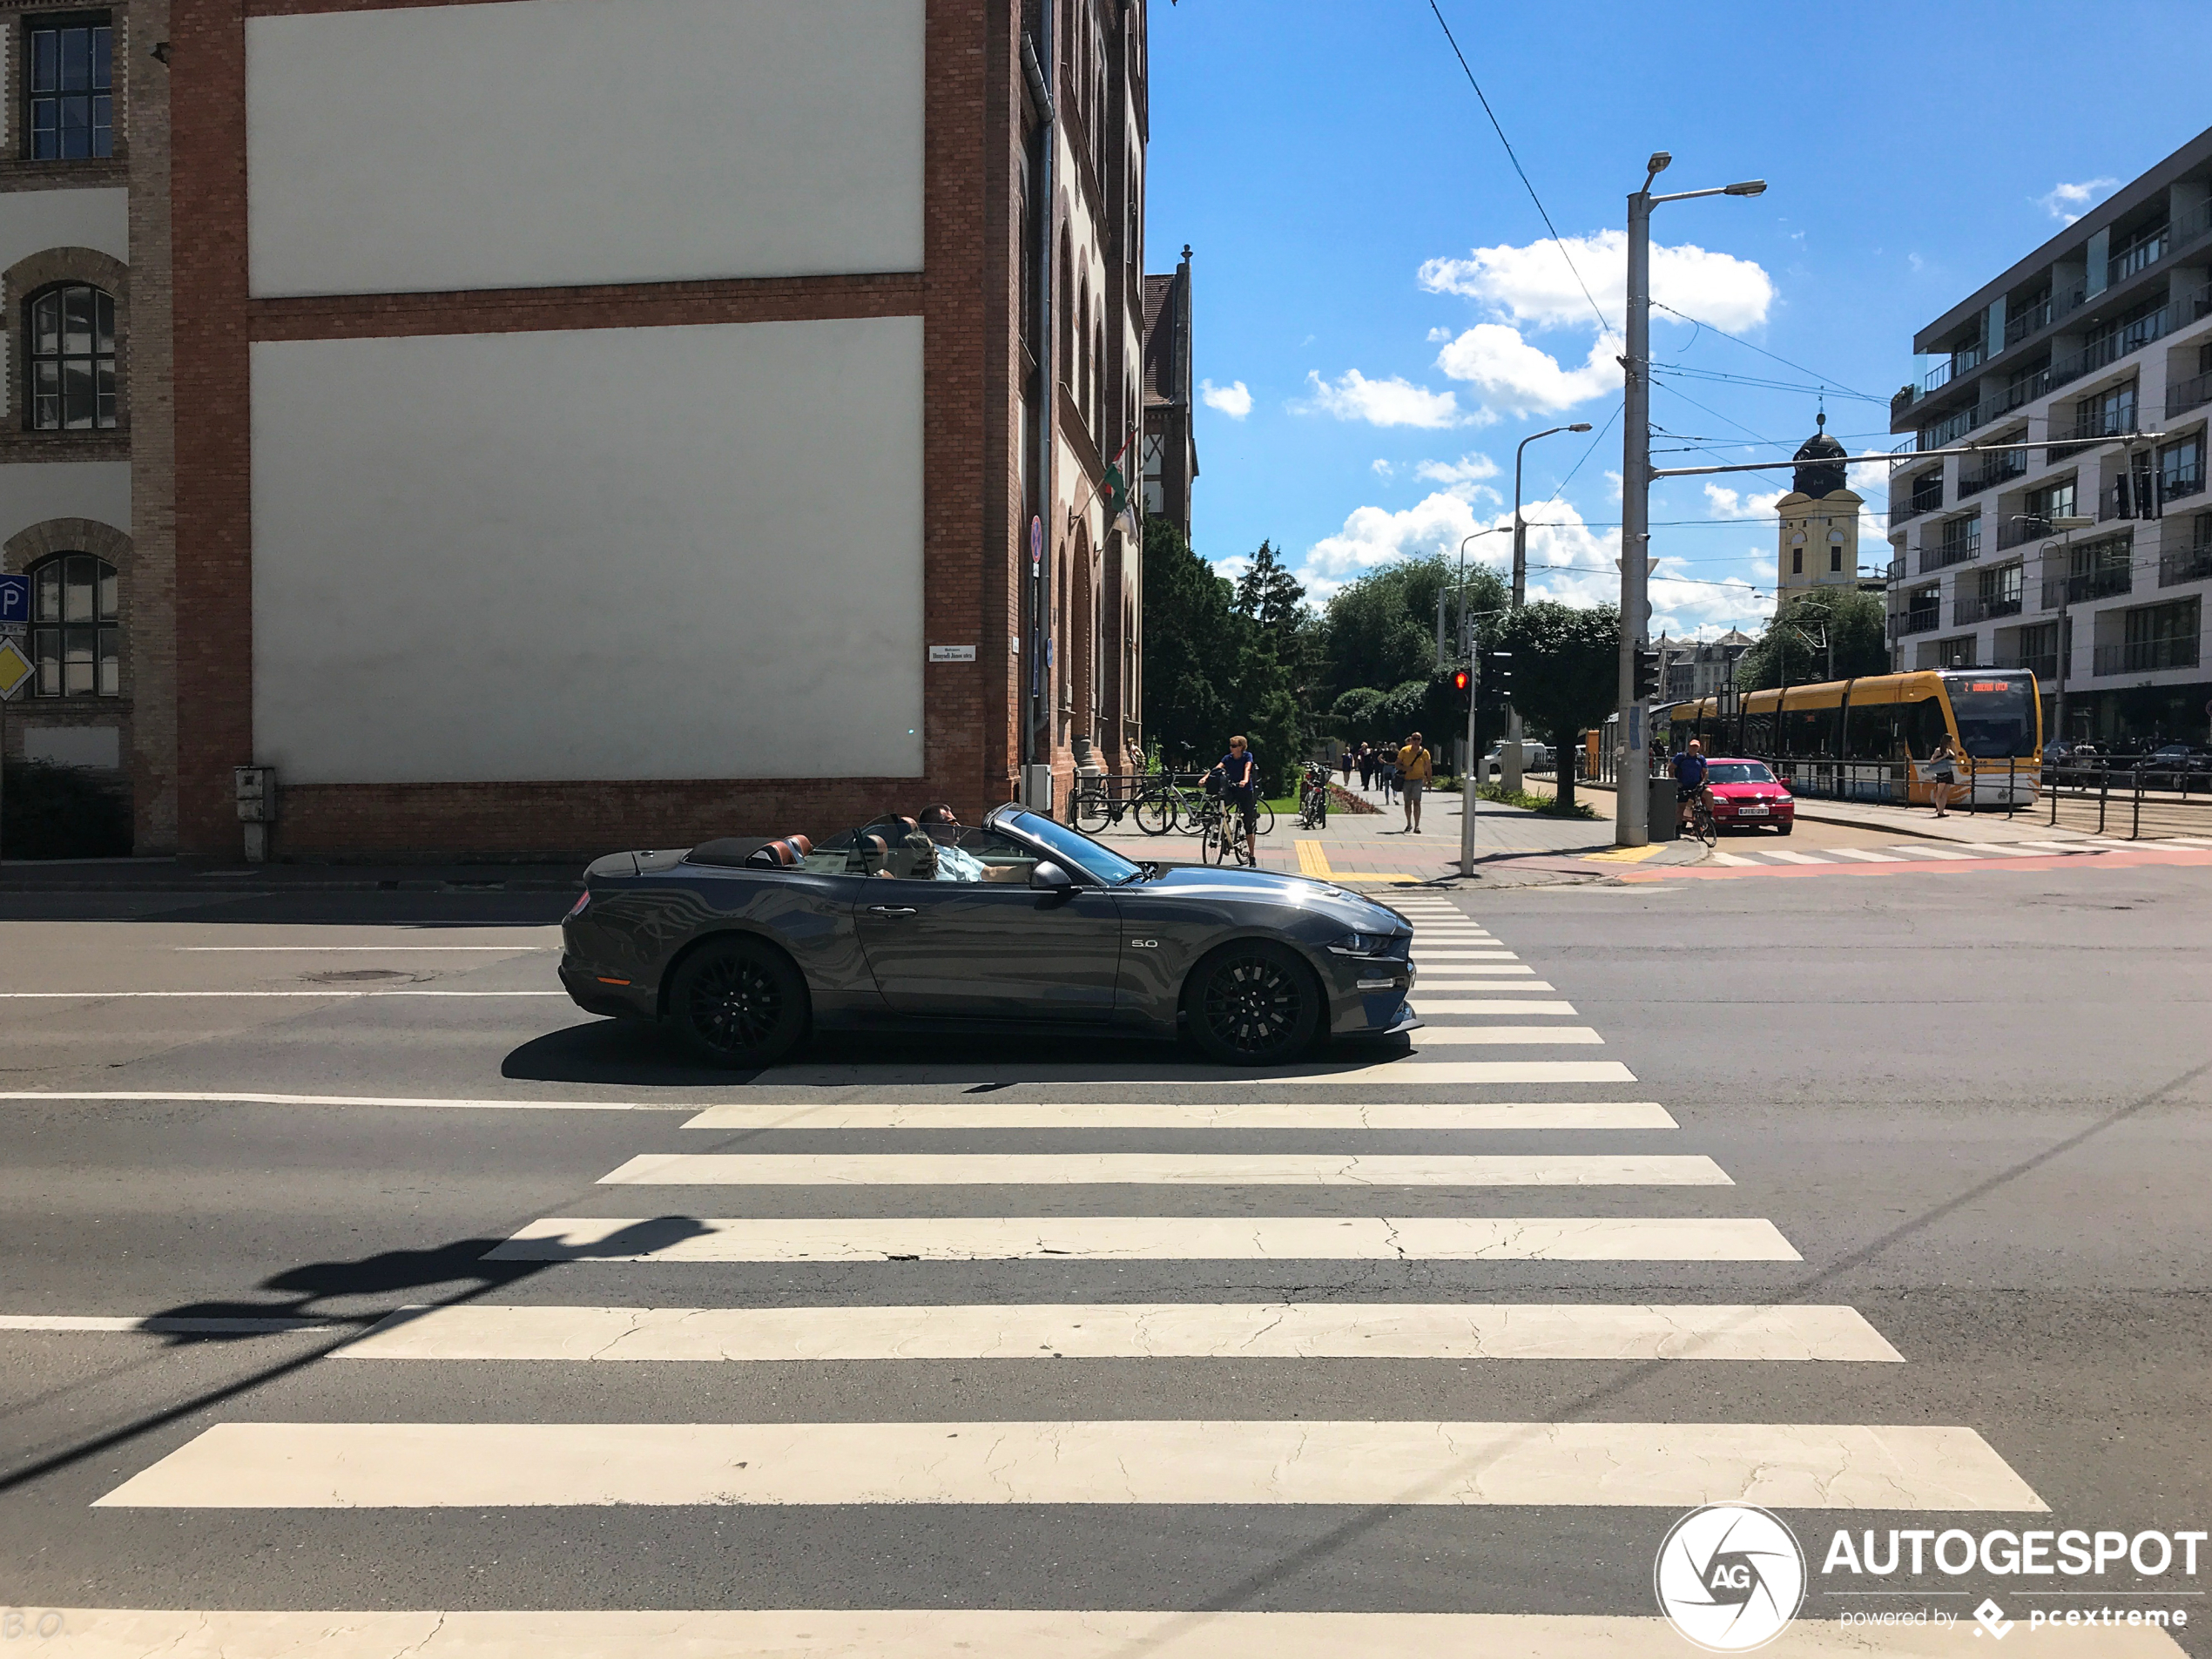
1888,125 -> 2212,749
0,0 -> 173,848
38,0 -> 1150,861
1141,246 -> 1196,545
1656,630 -> 1753,705
1775,415 -> 1865,610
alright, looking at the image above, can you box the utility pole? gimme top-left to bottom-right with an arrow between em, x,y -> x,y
1503,421 -> 1588,794
2036,514 -> 2094,746
1616,153 -> 1765,846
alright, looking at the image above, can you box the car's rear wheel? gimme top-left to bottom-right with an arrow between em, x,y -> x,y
669,935 -> 809,1069
1184,941 -> 1321,1066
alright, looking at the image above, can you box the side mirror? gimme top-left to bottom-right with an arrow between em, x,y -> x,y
1029,860 -> 1076,894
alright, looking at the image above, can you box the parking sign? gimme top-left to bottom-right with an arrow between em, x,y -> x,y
0,572 -> 26,632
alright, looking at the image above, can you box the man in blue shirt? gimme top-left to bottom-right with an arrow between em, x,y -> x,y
1213,734 -> 1259,866
1671,738 -> 1709,830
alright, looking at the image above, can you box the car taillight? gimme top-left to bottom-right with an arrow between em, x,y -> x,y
566,889 -> 590,920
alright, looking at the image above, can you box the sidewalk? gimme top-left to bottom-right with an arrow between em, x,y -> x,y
1093,778 -> 1704,887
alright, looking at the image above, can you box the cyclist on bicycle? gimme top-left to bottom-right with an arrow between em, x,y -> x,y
1671,737 -> 1710,831
1211,734 -> 1261,866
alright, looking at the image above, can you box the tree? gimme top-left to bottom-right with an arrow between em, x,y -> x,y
1494,601 -> 1619,813
1734,590 -> 1890,691
1141,523 -> 1311,792
1319,556 -> 1508,755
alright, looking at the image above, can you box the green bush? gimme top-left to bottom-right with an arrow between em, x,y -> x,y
2,759 -> 132,858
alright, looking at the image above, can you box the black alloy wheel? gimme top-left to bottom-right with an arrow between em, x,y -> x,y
1187,941 -> 1321,1065
669,936 -> 809,1069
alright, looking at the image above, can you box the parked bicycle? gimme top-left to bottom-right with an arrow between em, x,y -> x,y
1297,761 -> 1332,829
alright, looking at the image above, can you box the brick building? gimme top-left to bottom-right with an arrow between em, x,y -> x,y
6,0 -> 1155,860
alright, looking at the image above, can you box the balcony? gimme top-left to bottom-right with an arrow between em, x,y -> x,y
1956,448 -> 2027,499
2161,535 -> 2212,587
2168,369 -> 2212,419
2094,635 -> 2201,676
1919,524 -> 1981,572
1999,509 -> 2075,551
2043,565 -> 2133,608
1918,404 -> 1974,451
1897,599 -> 1941,637
1955,585 -> 2025,624
2108,219 -> 2171,285
2002,293 -> 2053,349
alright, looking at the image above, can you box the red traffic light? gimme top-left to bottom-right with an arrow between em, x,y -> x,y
1451,669 -> 1471,692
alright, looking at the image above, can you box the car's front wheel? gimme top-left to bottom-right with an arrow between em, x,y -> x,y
1184,941 -> 1321,1066
668,935 -> 809,1068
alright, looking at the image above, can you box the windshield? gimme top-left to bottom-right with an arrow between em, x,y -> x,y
1706,762 -> 1775,785
1943,673 -> 2038,758
1001,810 -> 1143,885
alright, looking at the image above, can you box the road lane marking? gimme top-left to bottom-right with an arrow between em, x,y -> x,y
0,995 -> 570,1008
1891,845 -> 1979,860
172,946 -> 553,953
1708,851 -> 1755,866
1408,963 -> 1538,975
694,1059 -> 1635,1086
678,1100 -> 1678,1130
489,1215 -> 1797,1263
341,1301 -> 1899,1363
593,1152 -> 1730,1187
96,1420 -> 2039,1510
1413,951 -> 1519,961
1828,847 -> 1907,862
1415,979 -> 1556,991
1408,1026 -> 1603,1045
1754,849 -> 1829,865
1412,999 -> 1577,1015
14,1610 -> 2171,1657
0,1314 -> 345,1334
0,1091 -> 686,1111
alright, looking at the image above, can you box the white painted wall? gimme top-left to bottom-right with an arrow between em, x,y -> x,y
22,725 -> 120,769
0,461 -> 130,546
246,0 -> 924,298
250,317 -> 925,786
0,186 -> 127,271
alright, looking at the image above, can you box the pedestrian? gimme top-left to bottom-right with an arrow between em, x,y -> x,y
1379,747 -> 1397,806
1339,747 -> 1352,786
1396,731 -> 1434,833
1927,731 -> 1963,818
1358,744 -> 1375,792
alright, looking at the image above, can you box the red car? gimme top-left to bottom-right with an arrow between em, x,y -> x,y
1702,758 -> 1795,834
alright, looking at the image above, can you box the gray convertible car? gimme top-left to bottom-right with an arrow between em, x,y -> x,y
559,804 -> 1420,1067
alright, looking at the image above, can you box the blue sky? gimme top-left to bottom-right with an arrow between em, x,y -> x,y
1143,0 -> 2212,637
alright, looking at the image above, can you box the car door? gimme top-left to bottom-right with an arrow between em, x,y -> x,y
852,826 -> 1123,1020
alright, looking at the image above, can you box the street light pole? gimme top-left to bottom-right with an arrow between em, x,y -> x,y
2030,514 -> 2094,747
1616,153 -> 1764,847
1503,420 -> 1590,795
1453,529 -> 1506,878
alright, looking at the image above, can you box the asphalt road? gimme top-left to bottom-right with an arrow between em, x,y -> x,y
1,864 -> 2207,1656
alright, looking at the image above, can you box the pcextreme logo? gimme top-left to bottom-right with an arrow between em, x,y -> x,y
1654,1503 -> 1808,1652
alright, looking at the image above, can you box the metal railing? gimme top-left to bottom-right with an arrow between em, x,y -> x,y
1953,586 -> 2025,624
2042,565 -> 2132,608
1956,450 -> 2027,498
1999,510 -> 2074,551
1760,756 -> 2034,815
2094,635 -> 2201,675
2108,219 -> 2171,284
1891,475 -> 1944,527
2167,368 -> 2212,419
2159,536 -> 2212,587
1919,528 -> 1982,572
2003,294 -> 2054,348
2045,760 -> 2212,840
1995,650 -> 2059,683
1896,602 -> 1942,637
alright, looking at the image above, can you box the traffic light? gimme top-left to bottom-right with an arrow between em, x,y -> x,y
1450,667 -> 1471,694
1484,651 -> 1513,694
1633,646 -> 1663,701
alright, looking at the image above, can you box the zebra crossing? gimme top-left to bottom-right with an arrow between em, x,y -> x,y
1680,836 -> 2212,879
60,892 -> 2089,1655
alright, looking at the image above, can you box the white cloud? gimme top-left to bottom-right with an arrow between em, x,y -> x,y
1293,492 -> 1773,637
1296,368 -> 1463,429
2037,178 -> 2119,225
1433,324 -> 1621,415
1371,459 -> 1394,478
1703,482 -> 1788,520
1413,450 -> 1501,488
1200,378 -> 1253,419
1418,230 -> 1774,334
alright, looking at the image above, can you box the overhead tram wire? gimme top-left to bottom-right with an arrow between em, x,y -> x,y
1425,0 -> 1613,340
1649,298 -> 1879,404
1653,364 -> 1891,404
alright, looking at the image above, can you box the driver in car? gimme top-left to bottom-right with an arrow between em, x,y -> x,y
917,803 -> 989,882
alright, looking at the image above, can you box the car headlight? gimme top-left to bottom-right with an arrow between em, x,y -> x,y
1326,931 -> 1399,957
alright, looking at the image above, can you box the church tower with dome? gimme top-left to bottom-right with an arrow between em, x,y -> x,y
1774,411 -> 1863,606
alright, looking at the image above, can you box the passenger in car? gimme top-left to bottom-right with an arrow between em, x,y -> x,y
917,804 -> 988,882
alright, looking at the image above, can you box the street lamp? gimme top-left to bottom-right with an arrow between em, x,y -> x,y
1454,527 -> 1507,878
1617,156 -> 1765,846
2018,512 -> 2094,749
1502,421 -> 1592,794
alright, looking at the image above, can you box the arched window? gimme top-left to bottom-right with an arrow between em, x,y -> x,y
29,551 -> 118,697
28,284 -> 118,430
1076,278 -> 1090,418
1057,226 -> 1074,387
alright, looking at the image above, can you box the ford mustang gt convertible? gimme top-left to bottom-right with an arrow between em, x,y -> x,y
559,805 -> 1420,1068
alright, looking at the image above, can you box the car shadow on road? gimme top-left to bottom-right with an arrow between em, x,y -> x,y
0,1218 -> 708,1498
501,1015 -> 1413,1089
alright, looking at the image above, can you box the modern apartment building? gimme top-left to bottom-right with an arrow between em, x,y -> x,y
1888,126 -> 2212,749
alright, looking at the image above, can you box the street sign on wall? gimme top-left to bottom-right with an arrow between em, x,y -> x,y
0,572 -> 27,632
0,634 -> 32,700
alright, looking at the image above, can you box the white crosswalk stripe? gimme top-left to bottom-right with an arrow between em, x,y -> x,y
1827,846 -> 1907,862
1752,848 -> 1830,864
78,909 -> 2054,1648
